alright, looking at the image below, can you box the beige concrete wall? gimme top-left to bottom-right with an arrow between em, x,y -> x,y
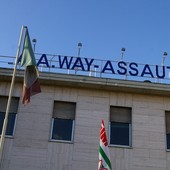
1,81 -> 170,170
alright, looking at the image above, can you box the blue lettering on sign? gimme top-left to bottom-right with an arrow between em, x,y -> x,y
94,65 -> 99,68
156,65 -> 165,79
117,61 -> 127,75
71,57 -> 85,71
129,62 -> 138,76
17,54 -> 22,64
37,54 -> 49,67
141,64 -> 154,78
166,66 -> 170,71
84,58 -> 94,71
101,61 -> 115,73
58,55 -> 73,69
58,56 -> 94,71
34,54 -> 170,80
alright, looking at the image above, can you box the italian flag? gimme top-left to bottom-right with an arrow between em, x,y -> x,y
21,28 -> 41,105
98,120 -> 112,170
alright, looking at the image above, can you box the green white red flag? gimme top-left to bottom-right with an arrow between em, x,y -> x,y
21,27 -> 41,105
98,120 -> 112,170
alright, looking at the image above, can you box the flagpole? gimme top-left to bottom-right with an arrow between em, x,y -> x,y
0,26 -> 25,167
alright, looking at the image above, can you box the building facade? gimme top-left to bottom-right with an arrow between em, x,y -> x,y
1,67 -> 170,170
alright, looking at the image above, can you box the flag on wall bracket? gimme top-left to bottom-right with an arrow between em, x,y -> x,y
21,27 -> 41,105
98,120 -> 112,170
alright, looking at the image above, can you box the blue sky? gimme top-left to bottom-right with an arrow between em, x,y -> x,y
0,0 -> 170,66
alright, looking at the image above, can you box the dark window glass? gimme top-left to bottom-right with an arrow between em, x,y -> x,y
0,112 -> 16,136
165,112 -> 170,149
52,118 -> 73,141
167,134 -> 170,149
110,122 -> 130,146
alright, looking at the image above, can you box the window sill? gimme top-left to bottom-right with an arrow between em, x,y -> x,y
109,144 -> 132,149
0,135 -> 14,139
49,139 -> 73,144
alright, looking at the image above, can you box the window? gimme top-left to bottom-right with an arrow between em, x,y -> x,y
109,106 -> 132,147
51,101 -> 76,142
165,111 -> 170,150
0,96 -> 19,136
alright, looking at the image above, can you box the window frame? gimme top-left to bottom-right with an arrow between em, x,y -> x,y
166,134 -> 170,151
165,111 -> 170,151
50,118 -> 75,143
109,106 -> 132,148
50,101 -> 76,143
109,122 -> 132,148
0,112 -> 17,138
0,96 -> 19,138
